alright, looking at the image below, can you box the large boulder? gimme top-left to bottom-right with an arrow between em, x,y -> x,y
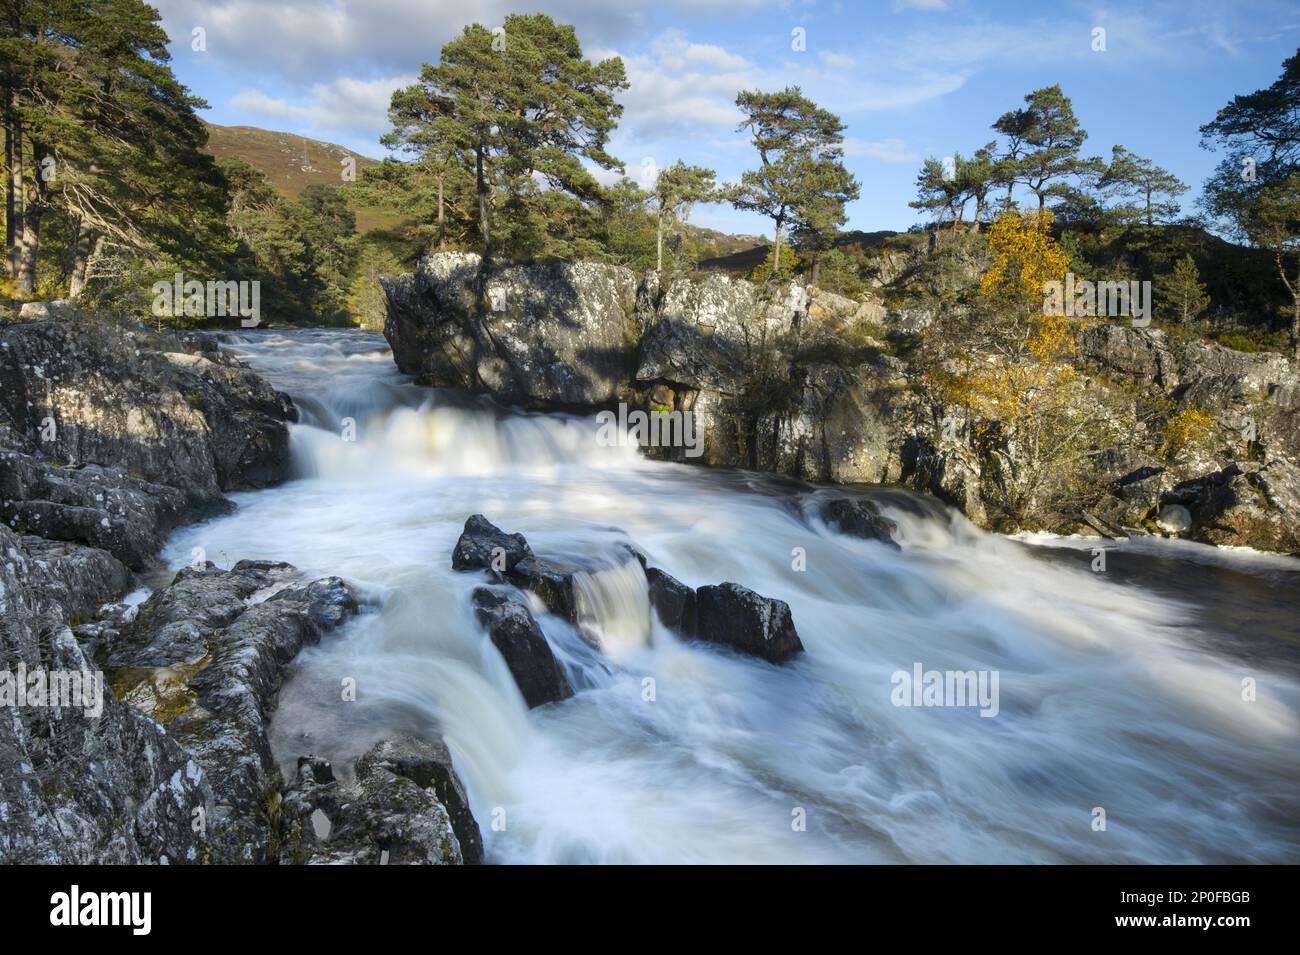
452,513 -> 533,575
1164,460 -> 1300,554
644,564 -> 805,665
383,252 -> 639,408
279,736 -> 479,866
0,314 -> 294,567
695,582 -> 805,664
471,587 -> 573,708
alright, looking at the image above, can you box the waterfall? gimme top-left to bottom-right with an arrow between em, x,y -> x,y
160,328 -> 1300,864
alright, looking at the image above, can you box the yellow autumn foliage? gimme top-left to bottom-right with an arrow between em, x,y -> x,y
937,209 -> 1079,432
979,208 -> 1071,315
1160,406 -> 1215,457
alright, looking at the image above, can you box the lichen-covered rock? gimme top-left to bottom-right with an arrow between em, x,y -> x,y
279,736 -> 478,865
0,455 -> 192,569
383,252 -> 639,407
0,523 -> 213,864
106,562 -> 360,863
0,313 -> 294,567
1078,323 -> 1180,389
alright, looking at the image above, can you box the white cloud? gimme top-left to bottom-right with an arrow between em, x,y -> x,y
818,51 -> 855,69
230,75 -> 414,142
842,137 -> 918,163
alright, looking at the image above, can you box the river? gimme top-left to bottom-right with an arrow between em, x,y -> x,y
160,328 -> 1300,864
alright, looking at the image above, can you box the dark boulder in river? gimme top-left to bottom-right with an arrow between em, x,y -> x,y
695,582 -> 805,665
820,497 -> 899,548
472,587 -> 573,708
645,565 -> 697,636
452,513 -> 534,574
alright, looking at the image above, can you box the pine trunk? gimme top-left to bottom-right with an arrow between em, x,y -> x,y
3,101 -> 12,278
771,217 -> 783,277
68,223 -> 99,300
437,174 -> 445,250
6,111 -> 21,280
656,211 -> 664,272
475,145 -> 491,265
16,141 -> 45,294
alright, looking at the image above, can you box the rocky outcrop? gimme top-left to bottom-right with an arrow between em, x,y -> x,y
0,312 -> 294,568
0,523 -> 210,864
383,252 -> 638,408
387,254 -> 1300,555
279,736 -> 482,865
104,561 -> 359,863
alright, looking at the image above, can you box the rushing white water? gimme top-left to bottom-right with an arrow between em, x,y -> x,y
163,328 -> 1300,864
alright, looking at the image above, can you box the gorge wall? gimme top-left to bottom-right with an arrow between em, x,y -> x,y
0,309 -> 479,863
384,252 -> 1300,555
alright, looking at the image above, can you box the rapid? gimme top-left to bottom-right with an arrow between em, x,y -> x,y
160,328 -> 1300,864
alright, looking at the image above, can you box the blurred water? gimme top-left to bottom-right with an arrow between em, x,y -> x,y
163,328 -> 1300,863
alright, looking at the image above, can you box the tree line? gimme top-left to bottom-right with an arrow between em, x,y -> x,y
2,2 -> 1297,351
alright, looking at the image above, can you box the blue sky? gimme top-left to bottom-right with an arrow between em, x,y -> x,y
151,0 -> 1300,236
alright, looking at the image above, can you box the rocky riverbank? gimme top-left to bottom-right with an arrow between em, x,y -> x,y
384,253 -> 1300,555
0,307 -> 479,864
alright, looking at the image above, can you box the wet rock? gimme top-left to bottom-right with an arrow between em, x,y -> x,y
279,739 -> 471,866
695,582 -> 805,664
645,566 -> 697,636
820,497 -> 899,547
471,587 -> 573,708
506,554 -> 581,622
104,563 -> 359,863
452,514 -> 582,621
452,513 -> 533,575
355,735 -> 482,864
